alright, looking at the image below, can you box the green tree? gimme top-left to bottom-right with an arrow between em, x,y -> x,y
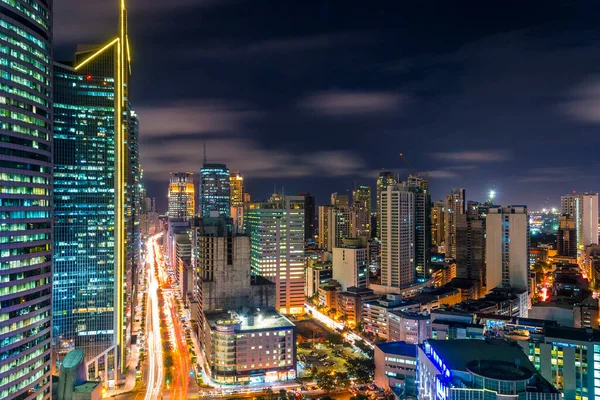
315,371 -> 337,393
345,357 -> 375,384
335,371 -> 351,388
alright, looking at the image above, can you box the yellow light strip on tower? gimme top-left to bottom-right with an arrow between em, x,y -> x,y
74,38 -> 119,70
126,36 -> 132,73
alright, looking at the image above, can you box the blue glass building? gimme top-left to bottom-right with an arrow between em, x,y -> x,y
200,163 -> 230,217
0,0 -> 53,398
52,1 -> 134,382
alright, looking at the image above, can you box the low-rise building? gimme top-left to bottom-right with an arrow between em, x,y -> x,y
388,310 -> 430,344
374,341 -> 417,397
363,294 -> 420,339
336,286 -> 377,328
305,260 -> 332,298
418,339 -> 560,400
318,280 -> 341,309
202,307 -> 296,384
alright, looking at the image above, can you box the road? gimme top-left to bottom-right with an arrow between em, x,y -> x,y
304,303 -> 374,350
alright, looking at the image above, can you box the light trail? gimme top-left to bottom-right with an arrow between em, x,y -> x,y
304,303 -> 373,349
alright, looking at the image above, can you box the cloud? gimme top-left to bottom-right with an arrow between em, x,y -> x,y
141,138 -> 367,180
430,150 -> 511,162
423,170 -> 458,179
300,91 -> 409,116
562,80 -> 600,123
518,166 -> 593,183
136,101 -> 258,136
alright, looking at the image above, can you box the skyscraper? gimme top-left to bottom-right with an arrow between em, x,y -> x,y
430,200 -> 445,248
455,211 -> 486,297
230,171 -> 244,233
167,172 -> 195,219
444,188 -> 465,258
0,0 -> 53,397
53,0 -> 132,380
557,215 -> 577,257
319,201 -> 358,252
486,206 -> 529,296
561,192 -> 599,249
376,171 -> 397,238
298,192 -> 316,241
353,184 -> 372,238
380,176 -> 431,288
200,163 -> 230,217
247,195 -> 305,315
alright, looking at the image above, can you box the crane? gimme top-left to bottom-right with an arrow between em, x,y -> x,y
399,153 -> 416,176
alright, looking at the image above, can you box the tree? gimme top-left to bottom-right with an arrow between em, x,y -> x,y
335,371 -> 350,388
345,357 -> 375,384
315,371 -> 337,393
351,394 -> 370,400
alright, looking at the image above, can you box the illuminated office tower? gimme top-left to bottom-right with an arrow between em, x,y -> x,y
317,205 -> 329,249
353,184 -> 372,238
53,1 -> 132,381
247,195 -> 305,315
320,203 -> 357,252
230,171 -> 244,233
167,172 -> 195,219
380,176 -> 431,288
0,0 -> 53,398
200,163 -> 230,217
376,171 -> 397,238
444,188 -> 465,258
561,192 -> 599,249
431,200 -> 445,247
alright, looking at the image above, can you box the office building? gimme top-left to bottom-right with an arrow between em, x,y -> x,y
297,192 -> 316,241
388,311 -> 430,344
0,0 -> 53,398
202,308 -> 297,384
557,215 -> 577,257
486,206 -> 529,300
305,260 -> 332,298
455,212 -> 486,297
200,163 -> 230,217
247,195 -> 305,315
332,238 -> 368,291
376,171 -> 397,238
522,326 -> 600,400
352,184 -> 372,238
230,171 -> 244,233
380,177 -> 431,289
362,294 -> 420,339
431,200 -> 445,248
330,192 -> 349,208
418,340 -> 560,400
53,1 -> 133,381
317,205 -> 329,249
167,172 -> 195,219
320,203 -> 357,252
336,287 -> 377,327
374,342 -> 417,397
444,188 -> 465,258
561,192 -> 599,249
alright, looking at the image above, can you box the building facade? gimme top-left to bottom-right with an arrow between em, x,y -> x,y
247,195 -> 305,315
561,192 -> 599,249
200,163 -> 230,217
557,215 -> 577,257
332,238 -> 368,291
444,188 -> 465,258
53,1 -> 134,381
455,212 -> 486,297
431,200 -> 445,248
297,192 -> 315,241
352,184 -> 371,238
230,171 -> 244,233
376,171 -> 396,238
374,342 -> 417,397
0,0 -> 54,397
167,172 -> 195,219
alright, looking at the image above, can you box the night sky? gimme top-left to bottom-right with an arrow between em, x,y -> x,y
55,0 -> 600,212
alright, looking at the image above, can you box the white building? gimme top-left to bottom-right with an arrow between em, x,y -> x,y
388,310 -> 430,344
561,192 -> 599,248
486,206 -> 529,298
374,341 -> 417,397
332,238 -> 368,291
247,195 -> 305,315
362,294 -> 420,340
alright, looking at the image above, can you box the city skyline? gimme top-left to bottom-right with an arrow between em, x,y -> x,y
53,1 -> 600,210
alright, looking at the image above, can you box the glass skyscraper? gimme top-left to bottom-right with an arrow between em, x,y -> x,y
0,0 -> 53,398
200,163 -> 230,217
52,1 -> 134,382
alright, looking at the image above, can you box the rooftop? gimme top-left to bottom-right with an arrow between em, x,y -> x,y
376,341 -> 417,358
73,381 -> 102,393
544,326 -> 600,342
205,307 -> 295,331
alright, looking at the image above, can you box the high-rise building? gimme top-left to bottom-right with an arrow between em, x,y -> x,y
319,202 -> 358,252
561,192 -> 599,249
317,205 -> 329,249
247,195 -> 305,315
331,192 -> 349,208
380,176 -> 431,288
486,206 -> 529,299
230,171 -> 244,233
352,184 -> 372,238
167,172 -> 195,219
0,0 -> 53,397
455,212 -> 486,297
444,188 -> 465,258
557,215 -> 577,257
53,0 -> 133,380
200,163 -> 230,217
376,171 -> 397,238
297,192 -> 316,241
431,200 -> 445,247
332,238 -> 368,291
